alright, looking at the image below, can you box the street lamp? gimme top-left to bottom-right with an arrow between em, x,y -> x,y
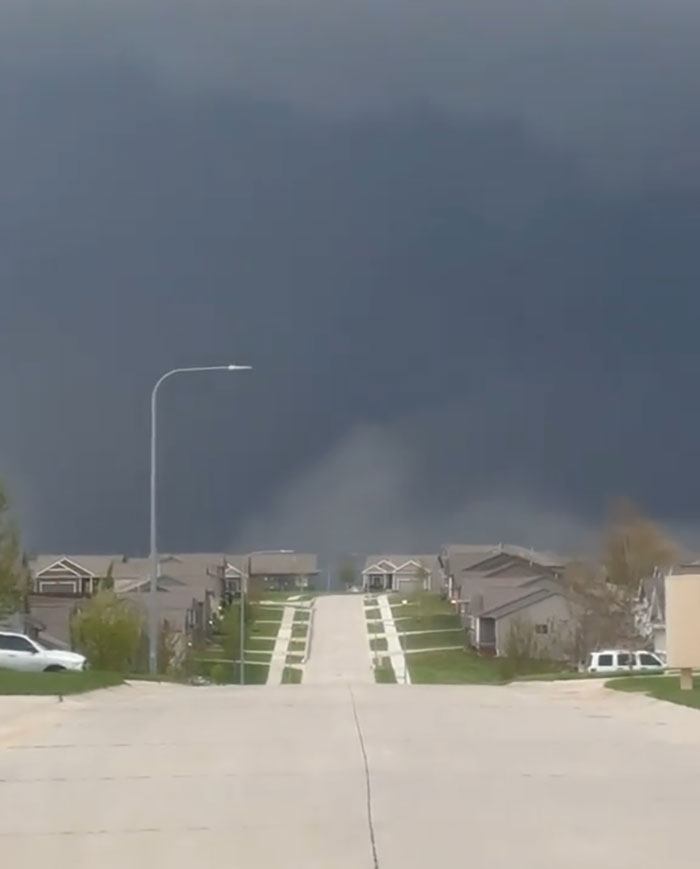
240,549 -> 293,686
149,364 -> 252,675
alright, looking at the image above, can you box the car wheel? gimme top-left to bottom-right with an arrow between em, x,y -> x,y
44,665 -> 66,672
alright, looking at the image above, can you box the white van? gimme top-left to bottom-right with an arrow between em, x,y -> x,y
586,649 -> 665,675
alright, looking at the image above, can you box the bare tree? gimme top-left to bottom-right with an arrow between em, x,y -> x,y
557,501 -> 681,663
562,559 -> 649,664
602,498 -> 678,588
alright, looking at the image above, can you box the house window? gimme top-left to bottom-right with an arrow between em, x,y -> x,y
534,624 -> 549,635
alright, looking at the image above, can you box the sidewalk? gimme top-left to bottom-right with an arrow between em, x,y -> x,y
266,605 -> 295,685
377,594 -> 410,684
304,595 -> 374,685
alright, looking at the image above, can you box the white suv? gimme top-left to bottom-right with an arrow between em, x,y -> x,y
0,632 -> 86,673
586,649 -> 665,675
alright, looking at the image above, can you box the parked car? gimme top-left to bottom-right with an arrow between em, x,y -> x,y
0,632 -> 86,673
585,649 -> 665,675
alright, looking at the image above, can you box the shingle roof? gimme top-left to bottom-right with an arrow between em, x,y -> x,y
363,555 -> 439,574
477,586 -> 561,620
30,554 -> 131,579
245,552 -> 318,576
454,572 -> 551,601
440,543 -> 566,575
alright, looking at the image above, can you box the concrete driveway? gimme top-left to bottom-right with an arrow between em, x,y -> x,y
1,678 -> 700,868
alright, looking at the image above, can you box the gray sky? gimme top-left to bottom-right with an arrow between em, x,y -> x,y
1,0 -> 699,555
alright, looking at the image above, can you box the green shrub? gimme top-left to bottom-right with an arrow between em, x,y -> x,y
70,591 -> 144,672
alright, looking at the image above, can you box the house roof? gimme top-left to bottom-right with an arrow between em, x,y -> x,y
244,552 -> 318,576
31,554 -> 124,578
440,544 -> 566,575
477,586 -> 562,620
466,545 -> 566,571
362,555 -> 439,575
453,572 -> 553,601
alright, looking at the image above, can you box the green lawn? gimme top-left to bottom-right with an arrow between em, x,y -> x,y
235,663 -> 270,684
390,593 -> 460,620
365,620 -> 383,634
294,610 -> 311,623
288,639 -> 306,652
365,607 -> 380,619
374,661 -> 397,684
395,614 -> 460,632
291,623 -> 308,639
370,636 -> 388,652
282,667 -> 303,684
607,675 -> 700,710
246,637 -> 276,651
250,620 -> 283,638
407,650 -> 506,684
400,630 -> 466,651
0,669 -> 124,695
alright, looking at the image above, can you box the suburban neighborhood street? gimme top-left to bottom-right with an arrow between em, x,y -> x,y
2,609 -> 700,868
304,595 -> 374,686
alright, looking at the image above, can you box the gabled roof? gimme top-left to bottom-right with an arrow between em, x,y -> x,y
245,552 -> 318,576
453,571 -> 553,601
31,555 -> 135,580
478,586 -> 563,620
362,555 -> 438,575
466,545 -> 565,571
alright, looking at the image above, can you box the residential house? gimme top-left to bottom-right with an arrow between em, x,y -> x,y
362,555 -> 440,594
438,545 -> 501,599
636,572 -> 666,655
27,554 -> 149,647
438,544 -> 572,659
30,554 -> 135,596
468,580 -> 576,659
121,553 -> 224,639
244,552 -> 319,593
28,552 -> 226,646
439,543 -> 566,600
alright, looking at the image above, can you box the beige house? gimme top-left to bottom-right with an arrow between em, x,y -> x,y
28,552 -> 226,645
237,552 -> 319,594
470,583 -> 575,659
362,555 -> 440,593
439,543 -> 565,599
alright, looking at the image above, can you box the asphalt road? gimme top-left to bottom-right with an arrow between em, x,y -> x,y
2,677 -> 700,868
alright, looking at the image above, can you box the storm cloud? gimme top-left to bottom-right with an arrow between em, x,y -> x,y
1,1 -> 699,555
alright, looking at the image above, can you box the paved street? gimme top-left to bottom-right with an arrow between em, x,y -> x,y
2,675 -> 700,867
304,594 -> 373,685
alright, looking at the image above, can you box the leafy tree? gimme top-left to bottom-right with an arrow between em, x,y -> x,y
70,590 -> 144,671
0,483 -> 30,619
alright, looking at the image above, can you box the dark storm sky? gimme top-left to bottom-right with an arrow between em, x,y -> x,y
1,1 -> 700,556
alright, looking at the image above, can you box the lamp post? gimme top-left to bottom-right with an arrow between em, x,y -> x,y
240,549 -> 293,685
149,364 -> 252,675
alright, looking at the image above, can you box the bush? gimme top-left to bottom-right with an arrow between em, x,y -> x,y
70,591 -> 144,672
